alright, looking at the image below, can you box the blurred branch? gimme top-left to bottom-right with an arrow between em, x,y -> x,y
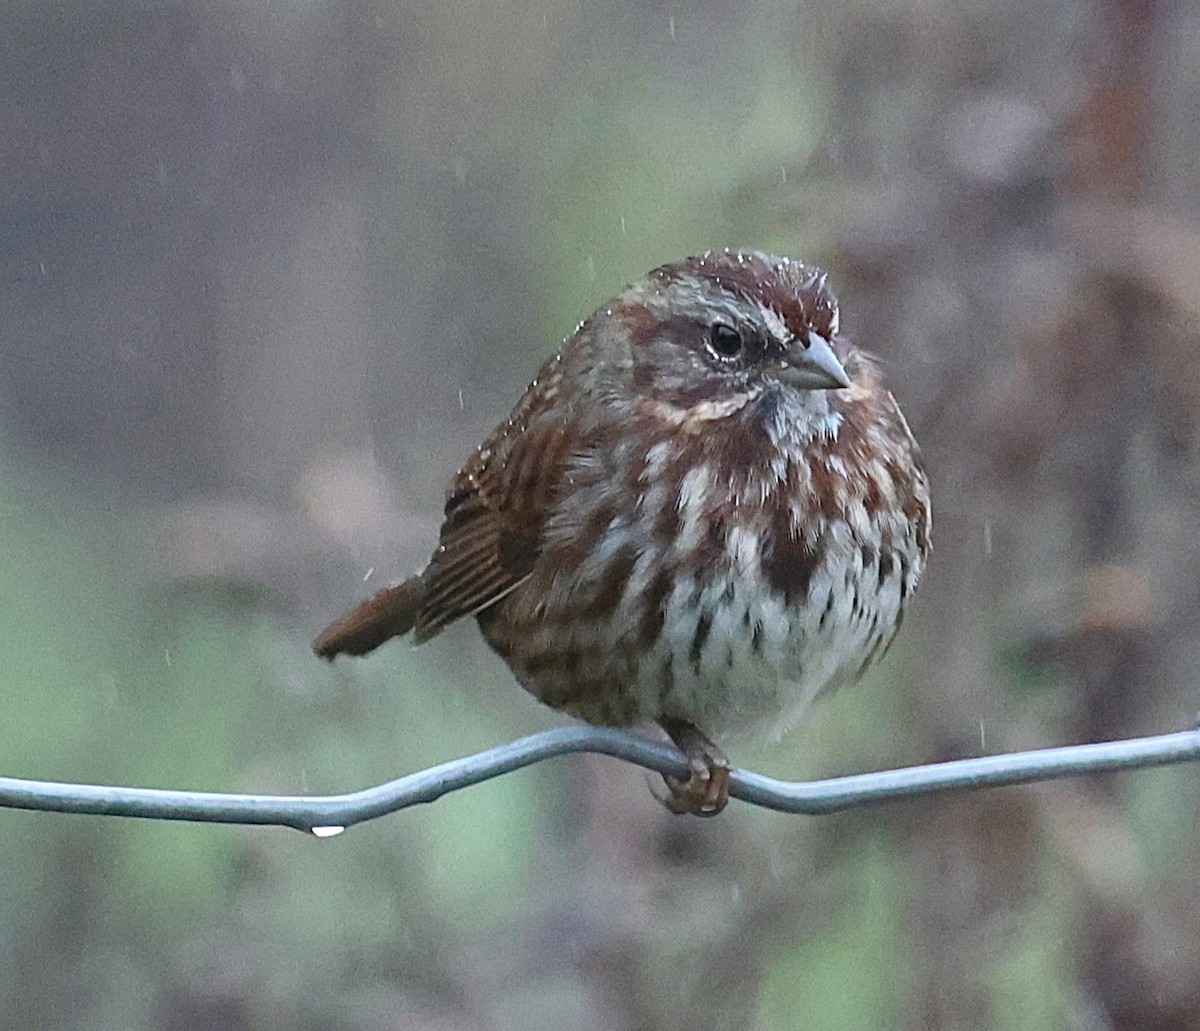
2,725 -> 1199,833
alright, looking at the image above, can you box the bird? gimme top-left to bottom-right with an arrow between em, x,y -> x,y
315,249 -> 931,816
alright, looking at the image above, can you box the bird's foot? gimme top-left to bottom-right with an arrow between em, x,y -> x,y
653,719 -> 731,817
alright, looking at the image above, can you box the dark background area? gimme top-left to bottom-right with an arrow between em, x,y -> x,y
1,1 -> 1199,1028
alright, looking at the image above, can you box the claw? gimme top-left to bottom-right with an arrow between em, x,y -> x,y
655,719 -> 731,817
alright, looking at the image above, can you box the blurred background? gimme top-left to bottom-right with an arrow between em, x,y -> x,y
1,1 -> 1199,1028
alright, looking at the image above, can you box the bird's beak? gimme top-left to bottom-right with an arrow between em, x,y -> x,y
776,331 -> 852,391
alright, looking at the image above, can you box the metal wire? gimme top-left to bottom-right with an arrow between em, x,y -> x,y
1,724 -> 1198,834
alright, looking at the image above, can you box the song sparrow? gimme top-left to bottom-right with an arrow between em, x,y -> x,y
315,250 -> 931,815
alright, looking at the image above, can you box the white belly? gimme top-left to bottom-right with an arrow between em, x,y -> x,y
614,527 -> 915,740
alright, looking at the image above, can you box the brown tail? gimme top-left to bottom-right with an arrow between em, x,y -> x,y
313,577 -> 422,660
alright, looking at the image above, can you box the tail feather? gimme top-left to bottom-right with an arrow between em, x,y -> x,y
313,578 -> 422,660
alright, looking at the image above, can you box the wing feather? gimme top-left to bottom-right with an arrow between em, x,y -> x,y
411,366 -> 579,640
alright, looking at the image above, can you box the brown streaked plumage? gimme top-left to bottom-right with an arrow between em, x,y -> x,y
315,249 -> 931,815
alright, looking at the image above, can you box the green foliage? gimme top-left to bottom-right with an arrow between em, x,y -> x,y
535,31 -> 826,332
984,884 -> 1073,1031
758,835 -> 912,1029
0,456 -> 543,1021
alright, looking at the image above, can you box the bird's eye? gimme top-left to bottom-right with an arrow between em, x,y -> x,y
708,323 -> 743,359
